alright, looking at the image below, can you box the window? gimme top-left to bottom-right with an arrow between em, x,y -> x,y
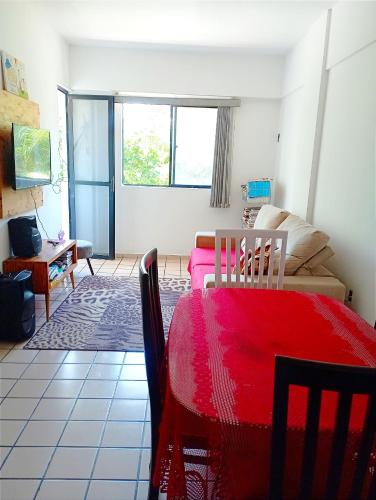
57,87 -> 69,236
122,103 -> 217,187
122,104 -> 170,186
173,107 -> 217,186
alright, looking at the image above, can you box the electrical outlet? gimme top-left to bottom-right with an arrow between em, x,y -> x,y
347,289 -> 353,303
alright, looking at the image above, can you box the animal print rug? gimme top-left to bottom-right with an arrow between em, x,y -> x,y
24,276 -> 190,351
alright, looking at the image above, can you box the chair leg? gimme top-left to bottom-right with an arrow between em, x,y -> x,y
147,459 -> 159,500
148,440 -> 160,500
87,258 -> 94,276
148,482 -> 159,500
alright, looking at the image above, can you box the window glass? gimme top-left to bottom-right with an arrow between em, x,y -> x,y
57,89 -> 69,235
122,103 -> 217,187
122,103 -> 170,186
174,107 -> 217,186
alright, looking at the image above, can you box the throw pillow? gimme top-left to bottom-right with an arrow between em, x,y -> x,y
253,205 -> 290,230
233,245 -> 271,276
276,215 -> 329,275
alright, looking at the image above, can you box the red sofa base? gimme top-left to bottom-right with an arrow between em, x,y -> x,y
188,248 -> 236,289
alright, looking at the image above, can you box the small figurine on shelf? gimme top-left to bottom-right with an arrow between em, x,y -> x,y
58,229 -> 65,244
241,184 -> 247,201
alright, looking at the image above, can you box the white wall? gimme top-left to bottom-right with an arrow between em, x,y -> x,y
312,2 -> 376,325
326,1 -> 376,69
69,45 -> 283,99
70,45 -> 283,255
275,11 -> 328,218
276,2 -> 376,324
0,2 -> 69,262
114,98 -> 280,255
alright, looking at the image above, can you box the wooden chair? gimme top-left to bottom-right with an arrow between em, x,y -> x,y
139,248 -> 165,500
140,249 -> 212,498
270,355 -> 376,500
215,229 -> 288,289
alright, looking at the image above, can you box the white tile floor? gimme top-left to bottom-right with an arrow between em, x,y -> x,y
0,254 -> 185,499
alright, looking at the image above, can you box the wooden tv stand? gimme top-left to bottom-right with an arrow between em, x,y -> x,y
3,239 -> 78,321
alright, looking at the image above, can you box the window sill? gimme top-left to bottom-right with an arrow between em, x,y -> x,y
121,184 -> 211,189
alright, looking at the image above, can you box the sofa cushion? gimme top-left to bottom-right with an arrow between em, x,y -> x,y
295,264 -> 335,277
302,246 -> 334,271
276,214 -> 329,275
188,248 -> 236,274
191,265 -> 220,289
253,205 -> 290,230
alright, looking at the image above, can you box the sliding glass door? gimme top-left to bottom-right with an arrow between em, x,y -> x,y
67,95 -> 115,259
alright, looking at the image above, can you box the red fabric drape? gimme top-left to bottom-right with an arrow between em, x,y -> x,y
155,289 -> 376,499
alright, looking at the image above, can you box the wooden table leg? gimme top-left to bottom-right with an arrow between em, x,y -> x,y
70,271 -> 75,289
45,293 -> 50,321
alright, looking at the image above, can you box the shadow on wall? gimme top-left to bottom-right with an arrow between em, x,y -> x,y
0,219 -> 12,264
273,182 -> 285,209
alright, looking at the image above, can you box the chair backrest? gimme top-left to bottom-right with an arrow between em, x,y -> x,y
270,355 -> 376,500
215,228 -> 288,290
139,248 -> 165,494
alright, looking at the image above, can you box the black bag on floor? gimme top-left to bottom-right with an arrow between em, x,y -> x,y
0,270 -> 35,340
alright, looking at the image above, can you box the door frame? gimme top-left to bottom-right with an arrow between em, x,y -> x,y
67,94 -> 115,259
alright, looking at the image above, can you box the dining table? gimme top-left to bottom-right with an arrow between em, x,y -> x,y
154,288 -> 376,499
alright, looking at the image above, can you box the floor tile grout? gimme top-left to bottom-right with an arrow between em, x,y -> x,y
82,366 -> 123,500
0,254 -> 181,499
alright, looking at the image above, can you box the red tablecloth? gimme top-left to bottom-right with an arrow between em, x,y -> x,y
155,289 -> 376,499
188,248 -> 236,289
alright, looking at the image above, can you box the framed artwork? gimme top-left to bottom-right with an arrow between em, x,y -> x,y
1,51 -> 28,99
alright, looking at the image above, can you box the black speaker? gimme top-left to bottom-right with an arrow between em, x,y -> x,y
0,270 -> 35,340
8,216 -> 42,257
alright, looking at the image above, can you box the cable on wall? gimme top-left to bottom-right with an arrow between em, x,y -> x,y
29,188 -> 50,239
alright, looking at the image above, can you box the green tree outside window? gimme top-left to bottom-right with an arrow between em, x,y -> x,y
123,133 -> 169,186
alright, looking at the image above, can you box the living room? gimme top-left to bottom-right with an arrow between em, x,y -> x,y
0,1 -> 375,499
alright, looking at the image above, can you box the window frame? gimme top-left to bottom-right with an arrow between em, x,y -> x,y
121,103 -> 217,189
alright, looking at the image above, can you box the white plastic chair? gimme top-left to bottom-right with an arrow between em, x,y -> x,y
214,229 -> 288,290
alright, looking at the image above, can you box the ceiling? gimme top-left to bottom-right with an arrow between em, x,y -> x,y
41,0 -> 335,54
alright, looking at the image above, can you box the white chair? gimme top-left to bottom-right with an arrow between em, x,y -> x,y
215,229 -> 288,290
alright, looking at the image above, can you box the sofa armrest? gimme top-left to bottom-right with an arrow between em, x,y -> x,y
195,231 -> 237,249
195,231 -> 216,249
203,273 -> 346,302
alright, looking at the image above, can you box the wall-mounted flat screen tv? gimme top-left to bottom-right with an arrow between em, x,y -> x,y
11,124 -> 52,190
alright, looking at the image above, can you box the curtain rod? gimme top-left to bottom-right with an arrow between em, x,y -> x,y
114,95 -> 240,107
67,89 -> 240,107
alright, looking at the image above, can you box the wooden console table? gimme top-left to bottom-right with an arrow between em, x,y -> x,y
3,239 -> 78,321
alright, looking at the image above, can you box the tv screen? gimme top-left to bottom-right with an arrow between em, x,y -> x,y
12,124 -> 51,190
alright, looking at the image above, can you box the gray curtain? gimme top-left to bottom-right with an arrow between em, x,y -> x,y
210,107 -> 233,208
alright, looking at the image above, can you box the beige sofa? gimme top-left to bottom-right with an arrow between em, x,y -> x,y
193,205 -> 346,302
